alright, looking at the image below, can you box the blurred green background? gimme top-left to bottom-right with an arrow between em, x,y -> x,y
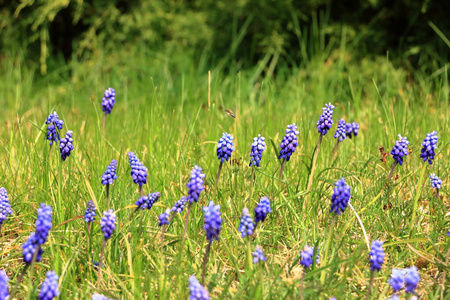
1,0 -> 449,75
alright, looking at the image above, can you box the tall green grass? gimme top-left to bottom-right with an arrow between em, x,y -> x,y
0,45 -> 448,299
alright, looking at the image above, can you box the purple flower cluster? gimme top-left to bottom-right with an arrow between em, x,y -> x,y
249,135 -> 266,167
0,187 -> 13,225
188,275 -> 210,300
84,200 -> 96,223
238,207 -> 254,238
429,173 -> 442,190
59,130 -> 74,161
420,131 -> 438,164
278,123 -> 299,162
101,160 -> 118,185
389,267 -> 420,294
334,119 -> 347,142
217,133 -> 235,163
171,196 -> 188,213
35,204 -> 53,245
203,201 -> 222,242
158,209 -> 170,227
22,232 -> 43,264
391,135 -> 409,165
252,246 -> 266,264
101,209 -> 116,239
187,165 -> 205,203
254,196 -> 271,224
299,246 -> 320,268
345,122 -> 359,139
0,270 -> 9,300
45,111 -> 64,146
128,152 -> 148,186
101,88 -> 116,115
369,240 -> 385,271
330,178 -> 351,215
316,103 -> 335,135
136,192 -> 161,210
38,271 -> 59,300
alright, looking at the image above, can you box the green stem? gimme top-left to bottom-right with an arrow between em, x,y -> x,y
279,159 -> 286,181
246,237 -> 253,271
215,161 -> 223,194
97,239 -> 107,287
320,214 -> 337,284
106,184 -> 110,208
332,140 -> 339,158
366,270 -> 376,300
10,264 -> 29,299
409,164 -> 427,238
201,240 -> 212,285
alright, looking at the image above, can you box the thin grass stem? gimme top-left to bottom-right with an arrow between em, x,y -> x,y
320,214 -> 337,284
409,163 -> 427,238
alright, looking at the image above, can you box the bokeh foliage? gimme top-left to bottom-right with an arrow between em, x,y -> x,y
1,0 -> 449,74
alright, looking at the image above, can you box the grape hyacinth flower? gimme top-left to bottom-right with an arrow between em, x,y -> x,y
101,209 -> 116,240
59,130 -> 74,161
98,209 -> 116,285
332,118 -> 347,157
369,240 -> 385,271
316,103 -> 335,136
278,123 -> 299,178
308,104 -> 334,196
158,209 -> 170,227
216,133 -> 235,188
101,88 -> 116,115
389,268 -> 404,292
299,245 -> 319,298
38,271 -> 59,300
238,208 -> 255,238
189,275 -> 210,300
101,160 -> 118,186
135,192 -> 161,210
254,196 -> 271,224
321,178 -> 350,284
249,135 -> 266,167
388,134 -> 409,180
404,266 -> 420,294
420,131 -> 438,164
203,201 -> 222,243
201,201 -> 222,284
84,200 -> 96,223
217,133 -> 235,163
45,111 -> 64,147
35,203 -> 53,245
171,196 -> 188,214
367,240 -> 385,297
187,165 -> 205,203
299,246 -> 320,269
334,119 -> 347,142
330,178 -> 351,215
128,152 -> 148,196
252,245 -> 266,264
0,270 -> 9,300
430,173 -> 442,190
345,122 -> 359,139
101,159 -> 118,207
0,187 -> 13,234
22,233 -> 43,265
101,88 -> 115,132
162,196 -> 188,244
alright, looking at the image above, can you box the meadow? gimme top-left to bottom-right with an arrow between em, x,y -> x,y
0,46 -> 449,299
